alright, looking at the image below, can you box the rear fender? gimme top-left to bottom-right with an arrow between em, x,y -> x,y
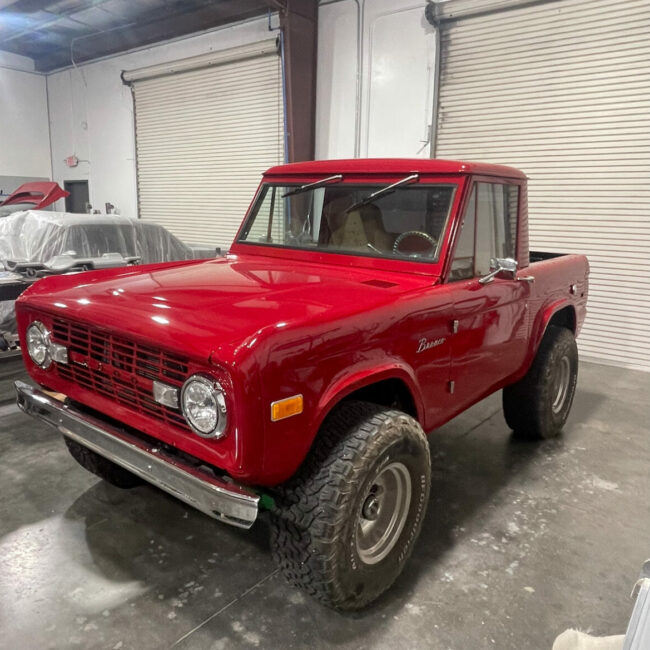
526,299 -> 577,369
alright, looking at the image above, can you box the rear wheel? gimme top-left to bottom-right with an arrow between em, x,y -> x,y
270,401 -> 431,610
64,437 -> 142,488
503,326 -> 578,440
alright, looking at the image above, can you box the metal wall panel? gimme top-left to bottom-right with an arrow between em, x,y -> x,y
130,43 -> 284,250
435,0 -> 650,371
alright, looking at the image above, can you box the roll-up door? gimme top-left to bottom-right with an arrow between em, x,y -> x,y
124,39 -> 284,250
434,0 -> 650,371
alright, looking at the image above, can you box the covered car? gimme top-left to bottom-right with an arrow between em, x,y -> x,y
0,210 -> 217,345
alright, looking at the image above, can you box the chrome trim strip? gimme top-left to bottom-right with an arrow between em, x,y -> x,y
14,380 -> 258,529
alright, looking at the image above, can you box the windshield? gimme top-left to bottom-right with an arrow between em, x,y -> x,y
238,182 -> 457,262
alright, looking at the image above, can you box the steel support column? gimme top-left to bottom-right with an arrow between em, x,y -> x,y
270,0 -> 318,162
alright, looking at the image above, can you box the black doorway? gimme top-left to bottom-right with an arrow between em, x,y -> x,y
64,180 -> 89,213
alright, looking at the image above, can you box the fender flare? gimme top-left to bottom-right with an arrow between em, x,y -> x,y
526,298 -> 577,369
311,360 -> 425,436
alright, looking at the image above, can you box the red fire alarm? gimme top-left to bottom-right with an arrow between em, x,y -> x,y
64,155 -> 79,168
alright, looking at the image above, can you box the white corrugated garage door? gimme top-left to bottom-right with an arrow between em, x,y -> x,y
124,39 -> 284,250
434,0 -> 650,371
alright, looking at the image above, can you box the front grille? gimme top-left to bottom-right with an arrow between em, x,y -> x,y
51,317 -> 190,431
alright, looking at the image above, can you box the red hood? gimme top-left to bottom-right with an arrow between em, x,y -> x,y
0,182 -> 69,210
17,253 -> 436,364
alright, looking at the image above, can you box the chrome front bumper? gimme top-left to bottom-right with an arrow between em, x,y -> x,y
14,380 -> 259,528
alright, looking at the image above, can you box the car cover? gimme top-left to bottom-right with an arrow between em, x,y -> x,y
0,210 -> 210,340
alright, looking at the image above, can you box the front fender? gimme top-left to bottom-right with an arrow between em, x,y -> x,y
314,359 -> 424,433
259,359 -> 424,486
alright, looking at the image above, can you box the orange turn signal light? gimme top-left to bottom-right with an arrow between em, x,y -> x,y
271,394 -> 303,422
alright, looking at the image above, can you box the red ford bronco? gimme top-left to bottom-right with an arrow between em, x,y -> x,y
15,159 -> 589,609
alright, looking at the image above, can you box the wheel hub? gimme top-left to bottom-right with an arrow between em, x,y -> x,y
356,462 -> 412,565
362,495 -> 381,521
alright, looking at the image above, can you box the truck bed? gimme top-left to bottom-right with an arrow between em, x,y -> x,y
530,250 -> 568,263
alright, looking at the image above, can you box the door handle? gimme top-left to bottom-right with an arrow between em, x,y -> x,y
517,276 -> 535,283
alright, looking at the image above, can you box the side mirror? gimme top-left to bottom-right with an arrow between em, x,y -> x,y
479,257 -> 518,284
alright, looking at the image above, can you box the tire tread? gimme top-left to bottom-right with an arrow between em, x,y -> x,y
503,326 -> 578,440
270,401 -> 430,610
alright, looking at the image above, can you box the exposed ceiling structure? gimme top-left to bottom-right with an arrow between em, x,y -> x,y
0,0 -> 276,72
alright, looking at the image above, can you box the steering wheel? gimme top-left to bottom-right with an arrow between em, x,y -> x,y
393,231 -> 437,258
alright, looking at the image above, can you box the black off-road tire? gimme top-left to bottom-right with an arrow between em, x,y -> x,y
270,401 -> 431,611
503,326 -> 578,440
64,437 -> 143,488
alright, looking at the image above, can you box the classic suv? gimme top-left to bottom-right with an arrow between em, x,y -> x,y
14,159 -> 589,610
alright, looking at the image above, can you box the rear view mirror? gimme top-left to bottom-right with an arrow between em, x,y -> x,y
479,257 -> 518,284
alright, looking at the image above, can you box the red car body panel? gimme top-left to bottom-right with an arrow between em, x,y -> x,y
0,181 -> 69,210
16,160 -> 589,486
263,158 -> 528,180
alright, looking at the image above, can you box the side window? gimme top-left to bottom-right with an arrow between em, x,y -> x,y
449,186 -> 476,281
475,184 -> 500,276
449,182 -> 519,281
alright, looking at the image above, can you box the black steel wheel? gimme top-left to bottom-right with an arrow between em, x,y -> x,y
270,401 -> 431,610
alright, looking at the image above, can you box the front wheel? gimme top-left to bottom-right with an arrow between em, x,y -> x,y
503,326 -> 578,440
270,401 -> 431,610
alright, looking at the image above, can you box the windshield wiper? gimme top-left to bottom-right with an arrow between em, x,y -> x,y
345,174 -> 419,213
281,174 -> 343,198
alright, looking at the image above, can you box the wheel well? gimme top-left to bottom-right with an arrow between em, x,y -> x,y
547,306 -> 576,334
341,378 -> 418,418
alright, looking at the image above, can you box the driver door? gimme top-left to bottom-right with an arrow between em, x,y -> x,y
447,181 -> 530,411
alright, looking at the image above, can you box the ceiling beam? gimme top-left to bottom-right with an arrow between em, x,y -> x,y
23,0 -> 270,72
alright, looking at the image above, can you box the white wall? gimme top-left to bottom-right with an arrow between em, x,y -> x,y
46,17 -> 274,216
0,50 -> 35,72
0,52 -> 51,179
316,0 -> 436,159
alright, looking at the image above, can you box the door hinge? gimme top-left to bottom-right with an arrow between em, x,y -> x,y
448,380 -> 455,394
451,319 -> 459,334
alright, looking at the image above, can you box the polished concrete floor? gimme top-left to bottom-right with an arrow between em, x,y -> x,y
1,359 -> 648,649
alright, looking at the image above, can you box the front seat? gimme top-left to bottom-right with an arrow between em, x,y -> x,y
359,204 -> 392,252
329,204 -> 392,252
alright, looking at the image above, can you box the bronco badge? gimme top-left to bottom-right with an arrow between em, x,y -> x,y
417,337 -> 446,353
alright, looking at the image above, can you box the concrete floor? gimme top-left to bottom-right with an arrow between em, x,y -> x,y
0,359 -> 648,650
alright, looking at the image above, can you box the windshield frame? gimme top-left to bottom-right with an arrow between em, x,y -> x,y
232,175 -> 466,274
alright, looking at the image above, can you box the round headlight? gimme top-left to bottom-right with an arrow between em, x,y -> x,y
26,321 -> 52,368
181,375 -> 228,438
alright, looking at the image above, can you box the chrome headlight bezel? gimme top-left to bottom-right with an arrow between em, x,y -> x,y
180,374 -> 228,439
26,321 -> 52,369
